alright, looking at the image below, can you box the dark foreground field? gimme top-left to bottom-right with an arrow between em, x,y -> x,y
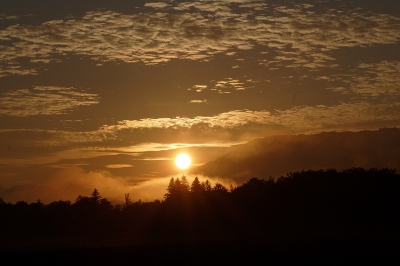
2,236 -> 400,265
2,168 -> 400,264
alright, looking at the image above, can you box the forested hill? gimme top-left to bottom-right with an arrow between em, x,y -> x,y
1,168 -> 400,254
192,128 -> 400,182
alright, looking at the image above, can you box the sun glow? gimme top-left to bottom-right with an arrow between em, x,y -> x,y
175,153 -> 191,169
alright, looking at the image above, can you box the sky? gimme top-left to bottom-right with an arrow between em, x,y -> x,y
1,0 -> 400,203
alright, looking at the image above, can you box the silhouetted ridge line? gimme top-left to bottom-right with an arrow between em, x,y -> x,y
192,128 -> 400,182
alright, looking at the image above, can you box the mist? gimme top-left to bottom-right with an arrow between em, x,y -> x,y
0,167 -> 235,204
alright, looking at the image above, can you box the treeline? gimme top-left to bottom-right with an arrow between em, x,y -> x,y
1,168 -> 400,246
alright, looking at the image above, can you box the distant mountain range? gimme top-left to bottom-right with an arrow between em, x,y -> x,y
191,128 -> 400,183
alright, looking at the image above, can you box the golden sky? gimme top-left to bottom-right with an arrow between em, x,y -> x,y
1,0 -> 400,203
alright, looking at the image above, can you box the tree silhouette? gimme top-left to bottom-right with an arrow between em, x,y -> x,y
124,193 -> 133,208
99,198 -> 113,210
74,189 -> 111,211
201,180 -> 212,192
75,195 -> 92,206
165,176 -> 191,200
191,177 -> 204,196
165,177 -> 176,199
212,183 -> 228,193
180,175 -> 190,193
91,188 -> 102,204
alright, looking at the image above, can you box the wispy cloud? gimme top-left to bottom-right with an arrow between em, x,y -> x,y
102,101 -> 400,133
106,164 -> 133,169
2,100 -> 399,153
113,142 -> 243,153
190,99 -> 207,103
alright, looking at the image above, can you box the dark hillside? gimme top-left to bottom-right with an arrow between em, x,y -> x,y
192,128 -> 400,182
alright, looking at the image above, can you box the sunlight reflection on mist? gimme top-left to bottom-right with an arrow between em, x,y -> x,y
0,167 -> 235,204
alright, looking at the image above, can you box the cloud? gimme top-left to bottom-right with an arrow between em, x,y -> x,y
350,61 -> 400,96
213,78 -> 247,92
0,63 -> 39,77
191,79 -> 250,94
0,146 -> 121,168
113,142 -> 244,153
322,60 -> 400,97
105,164 -> 133,169
100,101 -> 400,133
1,99 -> 399,157
144,2 -> 170,9
0,2 -> 399,76
2,99 -> 398,152
0,14 -> 18,20
190,99 -> 207,103
1,100 -> 399,178
0,86 -> 99,116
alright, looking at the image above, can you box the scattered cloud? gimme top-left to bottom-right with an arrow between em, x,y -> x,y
0,86 -> 99,116
324,60 -> 400,97
1,2 -> 399,76
189,78 -> 251,95
214,78 -> 247,92
193,85 -> 207,92
350,61 -> 400,96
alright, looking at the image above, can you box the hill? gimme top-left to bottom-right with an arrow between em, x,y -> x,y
191,128 -> 400,182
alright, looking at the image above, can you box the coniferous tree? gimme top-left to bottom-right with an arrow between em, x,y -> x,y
180,176 -> 190,193
165,177 -> 176,199
91,188 -> 102,204
191,177 -> 203,195
99,198 -> 112,210
174,178 -> 182,193
213,183 -> 228,193
202,180 -> 212,192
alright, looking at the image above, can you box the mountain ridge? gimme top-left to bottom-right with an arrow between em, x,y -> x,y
191,128 -> 400,182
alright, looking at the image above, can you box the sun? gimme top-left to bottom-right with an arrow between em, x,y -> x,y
175,153 -> 191,169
